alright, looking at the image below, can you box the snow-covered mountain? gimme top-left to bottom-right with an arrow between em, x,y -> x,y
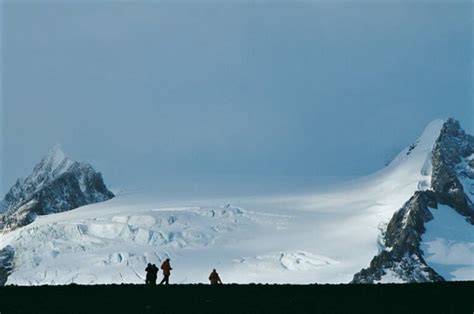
0,119 -> 472,285
353,118 -> 474,283
0,145 -> 114,233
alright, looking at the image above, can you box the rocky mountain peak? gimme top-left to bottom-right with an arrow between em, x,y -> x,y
353,118 -> 474,283
36,144 -> 71,172
431,119 -> 474,223
0,146 -> 114,232
27,144 -> 75,190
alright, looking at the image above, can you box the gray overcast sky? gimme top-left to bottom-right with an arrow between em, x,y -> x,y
1,1 -> 473,197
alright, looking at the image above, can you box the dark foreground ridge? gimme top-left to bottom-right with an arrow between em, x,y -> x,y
0,281 -> 472,314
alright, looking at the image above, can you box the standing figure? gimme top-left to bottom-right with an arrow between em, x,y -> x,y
151,264 -> 159,284
145,263 -> 158,285
160,258 -> 172,285
209,269 -> 222,285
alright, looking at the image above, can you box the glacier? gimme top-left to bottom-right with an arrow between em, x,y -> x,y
0,119 -> 472,285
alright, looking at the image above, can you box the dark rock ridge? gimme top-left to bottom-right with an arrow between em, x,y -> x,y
353,191 -> 444,283
0,145 -> 114,232
0,246 -> 14,286
353,119 -> 474,283
431,119 -> 474,223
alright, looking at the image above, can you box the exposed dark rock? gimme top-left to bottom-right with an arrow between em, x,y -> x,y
384,191 -> 436,253
0,246 -> 14,286
406,142 -> 418,156
353,191 -> 443,283
431,118 -> 474,223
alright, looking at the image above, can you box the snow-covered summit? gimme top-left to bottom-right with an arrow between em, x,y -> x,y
378,119 -> 445,194
36,144 -> 74,175
353,118 -> 474,283
387,118 -> 444,170
25,144 -> 75,192
0,145 -> 114,233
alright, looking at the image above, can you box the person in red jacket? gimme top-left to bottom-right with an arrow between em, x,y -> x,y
159,258 -> 172,285
209,269 -> 222,285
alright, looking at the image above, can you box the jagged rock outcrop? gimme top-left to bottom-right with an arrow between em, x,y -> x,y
353,118 -> 474,283
0,246 -> 14,286
431,119 -> 474,223
0,145 -> 114,232
353,191 -> 443,283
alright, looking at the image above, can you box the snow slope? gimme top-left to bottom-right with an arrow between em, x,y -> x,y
2,119 -> 470,285
421,204 -> 474,281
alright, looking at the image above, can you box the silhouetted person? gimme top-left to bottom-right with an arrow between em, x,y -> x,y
159,258 -> 172,285
145,263 -> 158,285
209,269 -> 222,285
145,263 -> 153,285
152,264 -> 159,283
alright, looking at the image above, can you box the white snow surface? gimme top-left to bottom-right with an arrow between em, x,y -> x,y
377,270 -> 405,284
422,205 -> 474,281
1,119 -> 464,285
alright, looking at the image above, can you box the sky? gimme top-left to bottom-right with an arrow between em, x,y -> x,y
1,0 -> 473,197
